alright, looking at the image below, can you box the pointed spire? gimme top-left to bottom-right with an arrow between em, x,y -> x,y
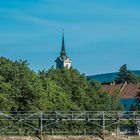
60,29 -> 66,57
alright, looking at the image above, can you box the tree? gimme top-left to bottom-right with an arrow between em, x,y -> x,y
0,57 -> 46,111
39,68 -> 89,110
0,57 -> 122,112
38,71 -> 72,111
85,81 -> 122,111
42,67 -> 122,111
115,64 -> 137,84
135,91 -> 140,111
0,75 -> 15,111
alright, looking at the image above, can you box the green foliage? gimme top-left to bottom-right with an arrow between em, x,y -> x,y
40,67 -> 122,111
38,71 -> 72,111
0,57 -> 45,111
135,76 -> 140,83
0,75 -> 14,111
85,81 -> 122,111
115,64 -> 139,84
39,68 -> 89,111
0,56 -> 122,112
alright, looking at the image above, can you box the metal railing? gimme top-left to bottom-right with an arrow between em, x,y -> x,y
0,111 -> 139,137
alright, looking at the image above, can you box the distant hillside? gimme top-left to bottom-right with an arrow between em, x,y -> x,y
87,70 -> 140,83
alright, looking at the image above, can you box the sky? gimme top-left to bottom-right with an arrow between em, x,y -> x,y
0,0 -> 140,75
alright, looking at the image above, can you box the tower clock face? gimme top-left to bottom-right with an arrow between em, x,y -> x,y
65,57 -> 72,63
65,60 -> 71,63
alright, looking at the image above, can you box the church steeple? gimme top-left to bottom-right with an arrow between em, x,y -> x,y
60,30 -> 66,57
55,31 -> 72,69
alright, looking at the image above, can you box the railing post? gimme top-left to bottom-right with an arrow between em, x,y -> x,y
40,112 -> 43,140
116,112 -> 120,136
102,111 -> 105,140
116,124 -> 119,136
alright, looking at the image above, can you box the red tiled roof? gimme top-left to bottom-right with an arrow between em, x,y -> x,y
102,84 -> 122,95
102,84 -> 140,99
120,84 -> 140,98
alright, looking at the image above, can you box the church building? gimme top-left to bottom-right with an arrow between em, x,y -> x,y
55,32 -> 72,69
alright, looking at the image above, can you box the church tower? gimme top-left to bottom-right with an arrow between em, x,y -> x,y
55,32 -> 72,69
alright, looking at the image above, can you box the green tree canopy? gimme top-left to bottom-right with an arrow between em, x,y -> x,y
115,64 -> 138,84
0,57 -> 48,111
0,57 -> 122,112
40,67 -> 122,111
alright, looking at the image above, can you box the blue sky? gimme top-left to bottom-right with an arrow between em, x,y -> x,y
0,0 -> 140,75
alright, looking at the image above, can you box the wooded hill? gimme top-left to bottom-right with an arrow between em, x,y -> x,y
87,70 -> 140,83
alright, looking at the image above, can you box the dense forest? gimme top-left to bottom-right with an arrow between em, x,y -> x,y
0,56 -> 122,112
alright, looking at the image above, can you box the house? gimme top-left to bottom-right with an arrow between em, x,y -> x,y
102,82 -> 140,111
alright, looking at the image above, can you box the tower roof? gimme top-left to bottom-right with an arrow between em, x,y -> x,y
55,31 -> 72,64
60,31 -> 67,59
